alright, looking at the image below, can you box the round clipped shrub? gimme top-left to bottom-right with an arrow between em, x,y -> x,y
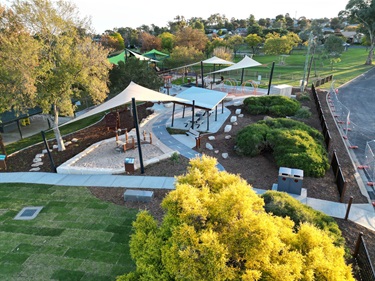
235,118 -> 329,177
235,123 -> 270,156
243,95 -> 301,117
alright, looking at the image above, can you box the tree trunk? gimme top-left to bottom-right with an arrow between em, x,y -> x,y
365,44 -> 374,65
365,36 -> 374,65
0,134 -> 6,155
52,104 -> 66,151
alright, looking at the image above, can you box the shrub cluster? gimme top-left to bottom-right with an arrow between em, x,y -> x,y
243,95 -> 301,117
261,191 -> 345,248
236,118 -> 329,177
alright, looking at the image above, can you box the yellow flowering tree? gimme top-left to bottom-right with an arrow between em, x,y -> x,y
118,155 -> 354,281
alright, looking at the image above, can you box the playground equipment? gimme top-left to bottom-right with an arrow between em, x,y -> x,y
115,128 -> 153,153
241,80 -> 258,95
219,78 -> 239,94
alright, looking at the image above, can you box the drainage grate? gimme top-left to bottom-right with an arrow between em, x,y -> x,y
14,206 -> 43,220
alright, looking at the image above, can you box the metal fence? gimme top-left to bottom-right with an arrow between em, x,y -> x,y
354,232 -> 375,281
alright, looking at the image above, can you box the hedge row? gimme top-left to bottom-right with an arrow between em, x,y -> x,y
243,95 -> 301,117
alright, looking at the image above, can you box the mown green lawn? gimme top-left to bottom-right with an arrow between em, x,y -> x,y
0,183 -> 137,280
196,46 -> 373,88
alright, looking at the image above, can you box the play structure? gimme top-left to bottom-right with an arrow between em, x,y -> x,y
115,128 -> 152,153
240,80 -> 258,95
104,110 -> 152,153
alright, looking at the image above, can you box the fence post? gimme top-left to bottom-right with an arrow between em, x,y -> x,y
345,196 -> 353,220
353,232 -> 363,257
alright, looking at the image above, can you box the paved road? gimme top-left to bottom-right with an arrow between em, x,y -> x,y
337,68 -> 375,163
333,67 -> 375,198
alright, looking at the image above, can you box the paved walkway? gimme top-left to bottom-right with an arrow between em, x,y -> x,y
0,172 -> 374,231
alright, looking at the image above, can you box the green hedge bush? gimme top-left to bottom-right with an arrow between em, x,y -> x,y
243,95 -> 301,117
236,118 -> 329,177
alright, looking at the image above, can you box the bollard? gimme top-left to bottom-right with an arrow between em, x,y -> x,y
345,196 -> 353,220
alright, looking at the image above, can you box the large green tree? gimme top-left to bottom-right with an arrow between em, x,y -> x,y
0,4 -> 42,153
108,57 -> 163,94
174,26 -> 208,52
341,0 -> 375,65
118,155 -> 354,281
227,34 -> 244,58
9,0 -> 111,151
0,5 -> 41,114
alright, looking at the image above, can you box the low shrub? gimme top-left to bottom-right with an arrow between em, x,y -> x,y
243,95 -> 301,117
261,190 -> 345,247
236,118 -> 329,177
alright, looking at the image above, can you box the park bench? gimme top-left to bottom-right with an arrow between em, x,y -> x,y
124,189 -> 154,202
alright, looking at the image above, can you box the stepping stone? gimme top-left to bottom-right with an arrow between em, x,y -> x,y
52,145 -> 58,149
224,125 -> 232,133
222,153 -> 229,159
31,162 -> 43,167
238,114 -> 244,118
235,109 -> 242,115
214,150 -> 219,154
225,135 -> 232,140
42,149 -> 51,154
208,136 -> 215,141
233,101 -> 242,106
71,138 -> 79,142
230,116 -> 237,123
33,157 -> 42,163
206,143 -> 213,150
64,141 -> 72,146
29,167 -> 41,172
35,153 -> 44,158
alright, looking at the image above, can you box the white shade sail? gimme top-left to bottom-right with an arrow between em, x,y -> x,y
201,56 -> 234,65
65,81 -> 189,124
209,55 -> 262,74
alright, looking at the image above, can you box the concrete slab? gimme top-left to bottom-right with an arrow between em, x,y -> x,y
54,174 -> 91,186
348,205 -> 375,230
111,175 -> 144,188
305,198 -> 346,218
139,176 -> 169,189
82,174 -> 117,187
172,134 -> 196,148
162,177 -> 176,189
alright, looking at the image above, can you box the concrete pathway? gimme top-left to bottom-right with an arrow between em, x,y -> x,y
0,172 -> 374,231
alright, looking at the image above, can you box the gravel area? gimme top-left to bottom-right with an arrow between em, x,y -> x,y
71,140 -> 165,170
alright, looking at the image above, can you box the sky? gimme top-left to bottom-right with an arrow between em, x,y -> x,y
5,0 -> 350,34
69,0 -> 350,33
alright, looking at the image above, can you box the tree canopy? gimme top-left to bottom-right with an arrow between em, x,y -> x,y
117,155 -> 354,281
2,0 -> 112,151
341,0 -> 375,64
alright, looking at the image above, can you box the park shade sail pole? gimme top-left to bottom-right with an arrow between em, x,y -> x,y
131,98 -> 144,174
267,61 -> 275,95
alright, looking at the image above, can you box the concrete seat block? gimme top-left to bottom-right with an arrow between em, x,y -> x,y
124,189 -> 154,202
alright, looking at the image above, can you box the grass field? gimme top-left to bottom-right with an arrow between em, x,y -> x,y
0,183 -> 137,280
190,46 -> 373,88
